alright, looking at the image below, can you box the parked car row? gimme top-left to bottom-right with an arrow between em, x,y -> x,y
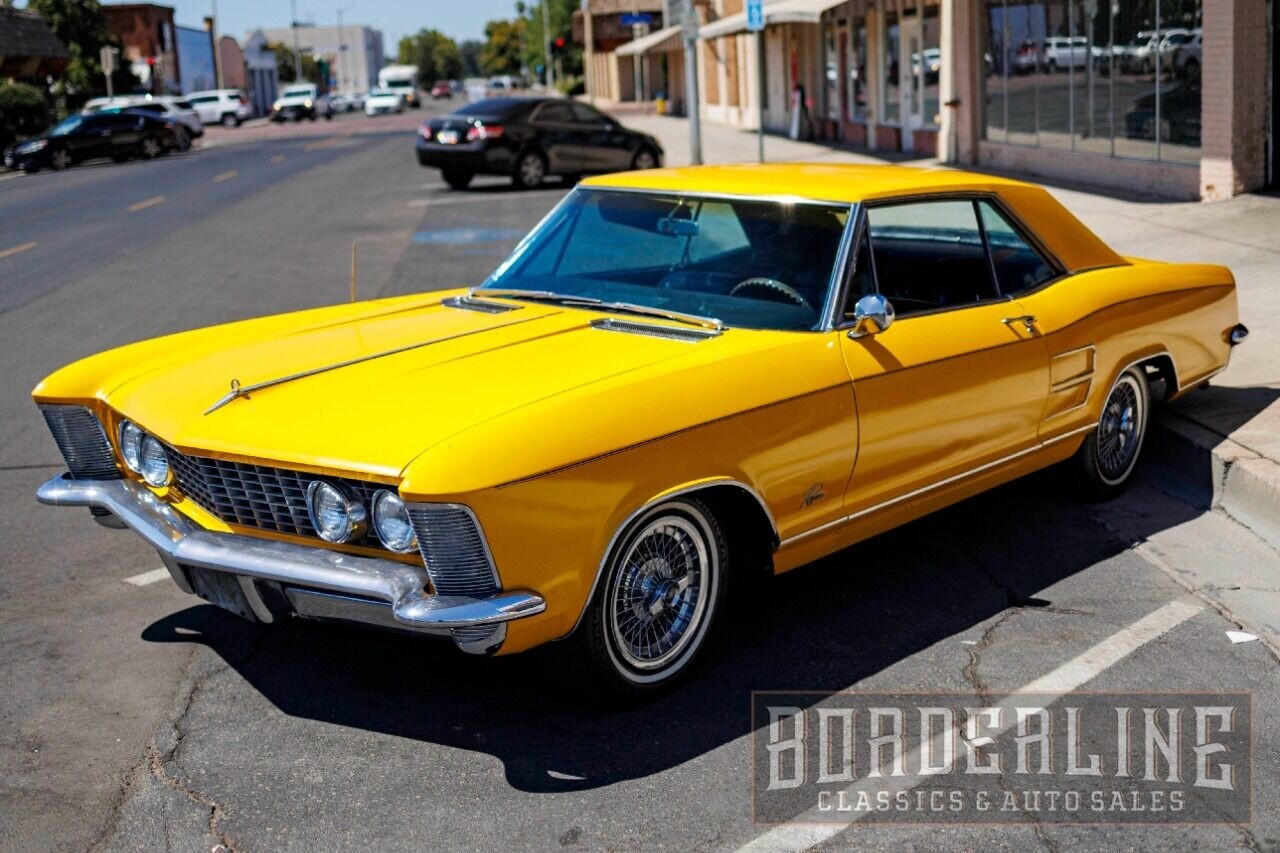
1011,28 -> 1201,78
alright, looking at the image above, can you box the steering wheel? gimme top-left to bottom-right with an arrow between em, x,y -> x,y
729,277 -> 814,311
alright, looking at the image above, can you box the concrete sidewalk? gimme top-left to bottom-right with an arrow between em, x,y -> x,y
628,113 -> 1280,546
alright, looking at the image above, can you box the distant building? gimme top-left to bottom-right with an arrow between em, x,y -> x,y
175,23 -> 216,93
257,24 -> 384,93
0,6 -> 71,80
218,35 -> 247,91
101,3 -> 180,93
242,30 -> 280,115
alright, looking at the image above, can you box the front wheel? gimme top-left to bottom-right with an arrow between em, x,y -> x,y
173,127 -> 191,151
139,136 -> 162,159
544,497 -> 728,704
49,149 -> 70,170
221,113 -> 239,128
1071,366 -> 1149,498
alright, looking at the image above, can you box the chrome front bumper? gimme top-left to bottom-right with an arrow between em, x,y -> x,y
36,474 -> 545,654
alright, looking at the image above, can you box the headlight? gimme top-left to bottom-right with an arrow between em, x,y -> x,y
306,481 -> 368,544
18,139 -> 49,153
118,420 -> 145,472
138,435 -> 171,486
303,99 -> 312,108
372,490 -> 417,553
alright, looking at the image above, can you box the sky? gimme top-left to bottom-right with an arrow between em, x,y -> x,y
129,0 -> 521,54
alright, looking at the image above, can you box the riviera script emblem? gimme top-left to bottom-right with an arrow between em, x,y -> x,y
801,483 -> 826,508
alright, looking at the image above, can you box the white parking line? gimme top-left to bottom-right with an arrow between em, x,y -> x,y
123,568 -> 171,587
0,240 -> 37,260
127,195 -> 165,213
736,597 -> 1205,853
213,169 -> 238,183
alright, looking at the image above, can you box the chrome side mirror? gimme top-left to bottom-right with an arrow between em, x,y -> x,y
848,294 -> 895,338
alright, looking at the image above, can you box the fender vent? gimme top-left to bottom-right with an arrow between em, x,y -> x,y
590,318 -> 719,342
442,296 -> 521,314
39,405 -> 120,480
407,504 -> 499,596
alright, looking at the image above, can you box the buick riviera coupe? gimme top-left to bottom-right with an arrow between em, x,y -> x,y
34,165 -> 1246,702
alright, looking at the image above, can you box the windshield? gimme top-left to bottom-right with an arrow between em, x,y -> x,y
482,190 -> 850,331
49,115 -> 86,136
383,78 -> 412,87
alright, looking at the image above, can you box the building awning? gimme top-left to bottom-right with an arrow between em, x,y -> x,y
698,0 -> 845,39
615,25 -> 682,57
0,6 -> 71,78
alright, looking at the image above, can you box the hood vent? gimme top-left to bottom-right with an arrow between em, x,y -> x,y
443,295 -> 521,314
590,318 -> 720,342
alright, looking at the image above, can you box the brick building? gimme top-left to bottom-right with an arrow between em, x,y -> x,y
101,3 -> 181,93
600,0 -> 1276,200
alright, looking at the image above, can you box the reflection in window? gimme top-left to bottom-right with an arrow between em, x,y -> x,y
850,23 -> 868,121
982,0 -> 1202,164
921,12 -> 942,127
824,24 -> 840,121
884,13 -> 900,124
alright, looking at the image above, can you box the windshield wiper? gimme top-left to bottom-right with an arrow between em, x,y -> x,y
475,289 -> 725,331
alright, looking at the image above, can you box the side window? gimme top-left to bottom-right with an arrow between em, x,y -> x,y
865,200 -> 997,317
570,102 -> 609,125
533,102 -> 573,123
977,201 -> 1055,296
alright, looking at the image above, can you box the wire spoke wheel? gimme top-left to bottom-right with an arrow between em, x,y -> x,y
605,503 -> 719,681
1095,373 -> 1146,484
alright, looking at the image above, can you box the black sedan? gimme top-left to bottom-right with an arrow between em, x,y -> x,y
4,111 -> 183,173
417,97 -> 663,190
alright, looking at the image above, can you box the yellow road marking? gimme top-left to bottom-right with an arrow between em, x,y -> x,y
213,169 -> 238,183
127,195 -> 165,212
270,154 -> 286,164
0,240 -> 37,260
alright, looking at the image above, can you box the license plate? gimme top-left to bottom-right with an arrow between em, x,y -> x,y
436,129 -> 460,144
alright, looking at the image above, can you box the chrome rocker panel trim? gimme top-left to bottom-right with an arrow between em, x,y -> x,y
36,475 -> 546,643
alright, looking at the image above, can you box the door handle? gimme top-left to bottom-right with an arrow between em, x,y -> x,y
1002,314 -> 1038,333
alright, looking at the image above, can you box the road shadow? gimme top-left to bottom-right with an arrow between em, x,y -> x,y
140,447 -> 1210,794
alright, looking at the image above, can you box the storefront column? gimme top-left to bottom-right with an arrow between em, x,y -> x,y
939,0 -> 982,164
865,6 -> 881,150
1199,0 -> 1268,199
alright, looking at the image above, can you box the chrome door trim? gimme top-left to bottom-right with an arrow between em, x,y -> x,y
566,478 -> 778,637
778,421 -> 1099,548
819,203 -> 862,331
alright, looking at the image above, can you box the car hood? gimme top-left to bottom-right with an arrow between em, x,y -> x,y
91,292 -> 722,480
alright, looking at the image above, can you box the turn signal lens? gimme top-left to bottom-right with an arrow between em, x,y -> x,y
372,490 -> 417,553
465,123 -> 504,142
118,420 -> 145,472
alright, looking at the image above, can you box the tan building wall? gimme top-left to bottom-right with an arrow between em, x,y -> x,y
1198,0 -> 1269,199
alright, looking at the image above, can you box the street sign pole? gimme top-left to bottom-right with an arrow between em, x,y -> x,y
678,0 -> 701,165
747,0 -> 764,162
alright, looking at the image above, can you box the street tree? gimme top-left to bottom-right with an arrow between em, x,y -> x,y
27,0 -> 137,100
458,40 -> 484,77
479,18 -> 527,76
397,28 -> 463,84
270,42 -> 319,84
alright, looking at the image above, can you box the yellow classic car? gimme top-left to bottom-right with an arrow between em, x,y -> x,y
33,164 -> 1246,702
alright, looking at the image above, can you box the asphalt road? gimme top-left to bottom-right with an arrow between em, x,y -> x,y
1,105 -> 1277,852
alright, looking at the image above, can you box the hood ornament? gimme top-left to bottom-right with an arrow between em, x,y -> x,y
205,378 -> 249,415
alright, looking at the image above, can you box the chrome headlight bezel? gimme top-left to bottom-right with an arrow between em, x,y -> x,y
306,480 -> 368,544
118,420 -> 145,473
371,490 -> 418,553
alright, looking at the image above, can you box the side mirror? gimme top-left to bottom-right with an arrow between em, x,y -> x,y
848,293 -> 895,338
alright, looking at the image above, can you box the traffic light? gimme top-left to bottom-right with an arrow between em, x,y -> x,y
551,36 -> 567,59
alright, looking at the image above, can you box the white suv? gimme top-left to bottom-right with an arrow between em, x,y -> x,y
186,89 -> 254,127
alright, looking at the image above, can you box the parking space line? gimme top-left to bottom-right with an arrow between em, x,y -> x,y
213,169 -> 238,183
270,155 -> 286,164
127,195 -> 165,212
0,240 -> 37,260
735,597 -> 1205,853
124,568 -> 171,587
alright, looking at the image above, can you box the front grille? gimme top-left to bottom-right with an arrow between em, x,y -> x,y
408,505 -> 498,596
39,405 -> 120,480
168,448 -> 386,549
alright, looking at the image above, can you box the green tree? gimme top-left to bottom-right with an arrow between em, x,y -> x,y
270,42 -> 320,84
26,0 -> 136,99
458,40 -> 484,78
479,18 -> 527,76
518,0 -> 581,80
397,28 -> 463,84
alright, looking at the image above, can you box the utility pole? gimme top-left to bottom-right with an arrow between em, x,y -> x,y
541,1 -> 554,89
209,0 -> 223,88
583,0 -> 595,103
336,6 -> 348,92
680,1 -> 701,164
290,0 -> 302,81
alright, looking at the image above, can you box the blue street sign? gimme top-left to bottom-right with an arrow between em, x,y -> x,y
620,12 -> 654,26
746,0 -> 764,31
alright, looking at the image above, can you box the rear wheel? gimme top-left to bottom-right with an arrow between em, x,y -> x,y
544,497 -> 728,705
442,168 -> 474,190
173,127 -> 191,151
1071,366 -> 1149,499
513,150 -> 545,190
221,113 -> 239,128
632,147 -> 658,170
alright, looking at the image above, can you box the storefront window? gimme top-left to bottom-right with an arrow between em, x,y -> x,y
884,12 -> 901,124
982,0 -> 1202,164
920,11 -> 941,127
825,24 -> 841,121
851,23 -> 868,121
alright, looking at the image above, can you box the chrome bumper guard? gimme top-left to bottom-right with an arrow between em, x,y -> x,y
36,474 -> 545,653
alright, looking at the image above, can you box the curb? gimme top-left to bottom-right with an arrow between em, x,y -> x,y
1149,408 -> 1280,551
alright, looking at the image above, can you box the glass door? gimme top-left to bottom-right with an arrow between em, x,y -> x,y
900,11 -> 923,151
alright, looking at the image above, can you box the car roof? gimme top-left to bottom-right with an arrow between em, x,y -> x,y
581,164 -> 1124,272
